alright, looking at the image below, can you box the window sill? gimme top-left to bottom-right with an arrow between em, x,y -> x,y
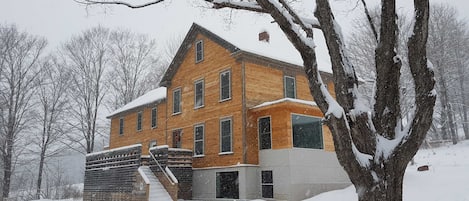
172,112 -> 181,116
151,126 -> 158,129
218,152 -> 233,156
193,155 -> 205,158
194,105 -> 204,110
219,98 -> 232,103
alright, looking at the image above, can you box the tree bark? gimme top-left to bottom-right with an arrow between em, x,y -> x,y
36,149 -> 46,199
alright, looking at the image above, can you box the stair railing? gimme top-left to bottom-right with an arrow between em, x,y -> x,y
149,151 -> 176,185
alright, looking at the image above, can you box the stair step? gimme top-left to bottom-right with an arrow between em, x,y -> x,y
138,166 -> 173,201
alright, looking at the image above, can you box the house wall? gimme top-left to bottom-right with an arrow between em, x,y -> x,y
259,149 -> 350,201
192,165 -> 260,200
165,33 -> 245,168
109,102 -> 167,155
247,101 -> 335,154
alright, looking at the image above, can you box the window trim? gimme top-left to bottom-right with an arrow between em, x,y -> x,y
261,170 -> 274,199
136,111 -> 143,132
290,113 -> 324,149
193,123 -> 205,157
194,79 -> 205,109
151,107 -> 157,128
119,117 -> 124,135
172,87 -> 182,115
219,117 -> 233,154
284,75 -> 297,99
195,40 -> 204,63
258,116 -> 272,150
219,69 -> 232,102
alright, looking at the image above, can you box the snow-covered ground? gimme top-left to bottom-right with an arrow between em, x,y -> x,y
306,140 -> 469,201
31,141 -> 469,201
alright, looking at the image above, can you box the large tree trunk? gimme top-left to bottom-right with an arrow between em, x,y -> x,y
2,137 -> 13,200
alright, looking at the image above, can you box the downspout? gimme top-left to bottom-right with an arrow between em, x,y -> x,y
242,60 -> 247,164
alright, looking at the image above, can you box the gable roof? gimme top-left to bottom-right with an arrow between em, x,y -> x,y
106,87 -> 167,118
159,22 -> 333,87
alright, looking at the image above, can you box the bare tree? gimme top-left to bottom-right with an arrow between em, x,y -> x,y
0,24 -> 46,200
77,1 -> 435,200
62,26 -> 109,154
427,4 -> 469,143
32,56 -> 71,199
106,29 -> 162,110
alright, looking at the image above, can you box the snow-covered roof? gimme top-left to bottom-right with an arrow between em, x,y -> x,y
197,22 -> 332,73
107,87 -> 167,118
251,98 -> 317,109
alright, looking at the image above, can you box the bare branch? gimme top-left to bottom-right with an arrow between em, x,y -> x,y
75,0 -> 164,9
360,0 -> 378,42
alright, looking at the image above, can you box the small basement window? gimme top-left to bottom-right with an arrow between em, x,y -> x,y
261,170 -> 274,198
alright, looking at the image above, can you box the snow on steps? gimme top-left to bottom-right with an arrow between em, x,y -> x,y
138,166 -> 173,201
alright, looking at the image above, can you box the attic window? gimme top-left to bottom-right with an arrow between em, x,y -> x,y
195,40 -> 204,63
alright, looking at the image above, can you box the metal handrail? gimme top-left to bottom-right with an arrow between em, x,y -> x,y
149,151 -> 176,185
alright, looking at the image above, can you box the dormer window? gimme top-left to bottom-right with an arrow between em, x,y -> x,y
195,40 -> 204,63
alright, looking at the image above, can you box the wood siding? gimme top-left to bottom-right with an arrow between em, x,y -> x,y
109,102 -> 167,155
165,33 -> 244,168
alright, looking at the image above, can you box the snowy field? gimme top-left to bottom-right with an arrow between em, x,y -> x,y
31,140 -> 469,201
306,140 -> 469,201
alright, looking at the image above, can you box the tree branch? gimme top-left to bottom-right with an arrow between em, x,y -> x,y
361,0 -> 378,42
75,0 -> 164,9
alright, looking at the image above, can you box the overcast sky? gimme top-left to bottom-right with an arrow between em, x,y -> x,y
1,0 -> 468,53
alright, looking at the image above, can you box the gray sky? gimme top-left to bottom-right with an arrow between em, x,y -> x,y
1,0 -> 468,52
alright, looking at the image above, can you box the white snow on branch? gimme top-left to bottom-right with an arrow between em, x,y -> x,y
317,71 -> 344,118
352,143 -> 372,168
212,0 -> 263,10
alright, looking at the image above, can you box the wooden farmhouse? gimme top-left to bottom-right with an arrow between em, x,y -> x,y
83,23 -> 350,201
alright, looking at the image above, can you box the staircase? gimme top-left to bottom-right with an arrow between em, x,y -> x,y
138,166 -> 173,201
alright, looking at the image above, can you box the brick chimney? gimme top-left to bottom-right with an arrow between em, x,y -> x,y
259,31 -> 269,43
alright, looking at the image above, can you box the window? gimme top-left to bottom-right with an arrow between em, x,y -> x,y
220,70 -> 231,101
172,129 -> 182,148
151,107 -> 157,128
284,76 -> 296,98
194,79 -> 204,108
195,40 -> 204,63
292,114 -> 323,149
216,171 -> 239,199
258,117 -> 272,150
220,118 -> 232,153
261,170 -> 274,198
173,88 -> 181,114
149,140 -> 157,148
119,118 -> 124,135
194,124 -> 204,156
136,111 -> 142,131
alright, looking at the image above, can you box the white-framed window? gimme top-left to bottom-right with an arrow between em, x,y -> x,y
220,70 -> 231,101
258,116 -> 272,150
284,75 -> 296,98
194,124 -> 205,156
194,79 -> 204,108
261,170 -> 274,198
149,140 -> 157,148
195,40 -> 204,63
291,114 -> 323,149
119,117 -> 124,135
151,107 -> 157,128
220,117 -> 233,153
136,111 -> 143,131
173,88 -> 182,114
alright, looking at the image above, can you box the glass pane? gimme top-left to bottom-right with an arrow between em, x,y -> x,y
259,117 -> 271,149
196,41 -> 203,62
292,114 -> 323,149
260,133 -> 271,150
151,108 -> 157,127
261,171 -> 273,184
221,119 -> 231,152
221,72 -> 230,100
195,81 -> 203,107
173,90 -> 180,113
262,185 -> 274,198
137,112 -> 142,130
285,77 -> 296,98
195,141 -> 203,155
195,126 -> 203,140
216,172 -> 239,199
